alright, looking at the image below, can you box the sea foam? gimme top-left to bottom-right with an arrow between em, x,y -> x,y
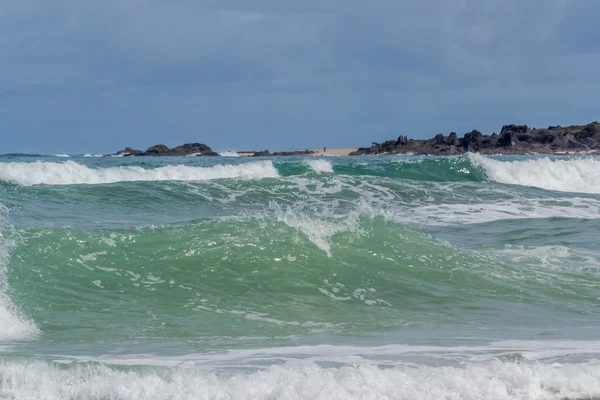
471,153 -> 600,193
0,360 -> 599,399
0,160 -> 280,186
306,159 -> 333,174
0,208 -> 39,341
218,151 -> 240,157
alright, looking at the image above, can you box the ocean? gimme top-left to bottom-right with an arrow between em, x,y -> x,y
0,152 -> 599,399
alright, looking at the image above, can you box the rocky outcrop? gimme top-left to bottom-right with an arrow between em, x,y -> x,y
350,122 -> 600,155
165,143 -> 218,156
115,147 -> 142,156
143,144 -> 171,156
111,143 -> 219,156
252,150 -> 316,157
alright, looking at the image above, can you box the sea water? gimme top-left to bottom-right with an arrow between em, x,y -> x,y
0,153 -> 599,399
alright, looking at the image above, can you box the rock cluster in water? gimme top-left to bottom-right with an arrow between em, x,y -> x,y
350,122 -> 600,155
113,143 -> 219,157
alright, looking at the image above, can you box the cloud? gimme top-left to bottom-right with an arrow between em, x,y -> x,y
1,0 -> 595,91
0,0 -> 599,152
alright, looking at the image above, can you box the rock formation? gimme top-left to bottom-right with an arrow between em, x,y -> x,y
350,122 -> 600,155
112,143 -> 219,156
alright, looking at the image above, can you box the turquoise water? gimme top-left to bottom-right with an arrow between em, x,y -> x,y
1,153 -> 600,399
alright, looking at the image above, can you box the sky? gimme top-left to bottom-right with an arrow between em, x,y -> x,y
1,0 -> 599,154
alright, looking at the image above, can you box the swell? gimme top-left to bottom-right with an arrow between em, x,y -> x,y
9,217 -> 599,341
0,156 -> 487,186
2,155 -> 600,195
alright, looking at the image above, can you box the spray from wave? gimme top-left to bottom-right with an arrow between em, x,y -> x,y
0,160 -> 280,186
218,151 -> 240,157
470,153 -> 600,194
0,206 -> 39,341
306,159 -> 333,174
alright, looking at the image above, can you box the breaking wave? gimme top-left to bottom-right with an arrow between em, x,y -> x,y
0,208 -> 39,341
0,360 -> 599,400
471,153 -> 600,194
218,151 -> 240,157
306,159 -> 333,174
0,160 -> 280,186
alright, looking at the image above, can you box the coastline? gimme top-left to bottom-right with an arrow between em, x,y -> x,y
235,148 -> 357,156
350,122 -> 600,156
106,121 -> 599,157
309,148 -> 357,156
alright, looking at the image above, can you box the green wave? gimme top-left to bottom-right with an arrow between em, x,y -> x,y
7,216 -> 599,348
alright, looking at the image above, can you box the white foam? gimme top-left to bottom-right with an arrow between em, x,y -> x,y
82,154 -> 103,158
306,159 -> 333,174
218,151 -> 240,157
470,153 -> 600,194
0,210 -> 39,341
0,160 -> 280,186
51,341 -> 600,368
53,154 -> 70,158
269,201 -> 358,256
1,359 -> 599,400
404,197 -> 600,226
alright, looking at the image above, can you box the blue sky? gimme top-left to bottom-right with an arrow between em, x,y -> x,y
1,0 -> 599,154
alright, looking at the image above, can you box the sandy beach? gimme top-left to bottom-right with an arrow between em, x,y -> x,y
236,149 -> 357,156
310,148 -> 357,156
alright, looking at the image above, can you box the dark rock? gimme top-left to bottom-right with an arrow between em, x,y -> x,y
447,132 -> 458,146
349,121 -> 600,156
170,143 -> 219,156
498,131 -> 519,147
143,144 -> 171,155
500,124 -> 528,135
463,130 -> 483,151
116,147 -> 142,156
111,142 -> 219,156
397,135 -> 409,146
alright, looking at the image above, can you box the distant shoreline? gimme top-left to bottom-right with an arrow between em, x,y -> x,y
107,121 -> 599,157
236,148 -> 357,157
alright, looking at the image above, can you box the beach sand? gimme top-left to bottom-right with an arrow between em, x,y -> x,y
310,148 -> 357,156
236,149 -> 357,157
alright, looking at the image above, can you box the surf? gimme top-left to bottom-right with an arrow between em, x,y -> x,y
0,207 -> 39,341
0,160 -> 280,186
471,153 -> 600,193
1,359 -> 599,400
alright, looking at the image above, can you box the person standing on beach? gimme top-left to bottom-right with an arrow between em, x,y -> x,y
324,147 -> 326,153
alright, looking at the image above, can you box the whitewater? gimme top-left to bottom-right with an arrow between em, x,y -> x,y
1,153 -> 599,399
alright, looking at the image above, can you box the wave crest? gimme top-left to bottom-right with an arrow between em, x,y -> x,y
471,153 -> 600,193
306,159 -> 333,174
0,160 -> 279,186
